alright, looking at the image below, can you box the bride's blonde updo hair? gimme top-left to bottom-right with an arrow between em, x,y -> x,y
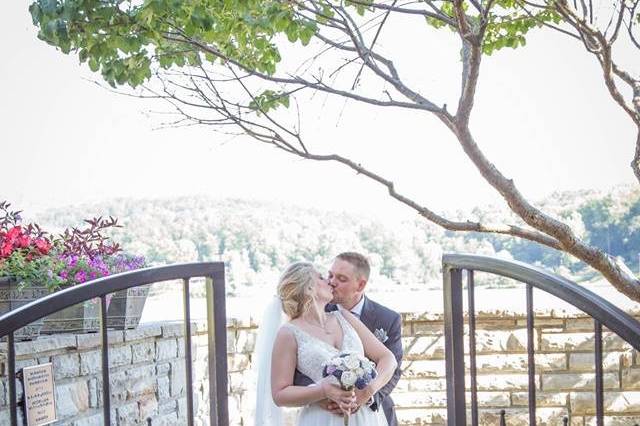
277,261 -> 317,319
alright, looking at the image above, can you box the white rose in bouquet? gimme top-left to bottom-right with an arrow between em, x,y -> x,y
340,371 -> 358,388
344,354 -> 360,369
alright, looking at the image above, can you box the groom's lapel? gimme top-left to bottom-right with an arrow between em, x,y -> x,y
359,296 -> 376,331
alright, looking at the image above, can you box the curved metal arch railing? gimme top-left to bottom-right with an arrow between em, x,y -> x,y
0,262 -> 228,426
442,253 -> 640,426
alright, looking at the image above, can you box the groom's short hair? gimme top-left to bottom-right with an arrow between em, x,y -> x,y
336,252 -> 370,281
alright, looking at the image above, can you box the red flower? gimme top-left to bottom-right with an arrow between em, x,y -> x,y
16,234 -> 31,249
0,241 -> 13,258
34,238 -> 51,255
5,226 -> 22,245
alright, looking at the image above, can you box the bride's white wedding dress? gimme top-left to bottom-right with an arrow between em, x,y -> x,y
282,311 -> 389,426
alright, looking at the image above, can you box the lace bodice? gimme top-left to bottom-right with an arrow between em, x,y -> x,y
283,311 -> 364,383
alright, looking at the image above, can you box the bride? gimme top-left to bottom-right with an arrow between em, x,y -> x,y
254,261 -> 397,425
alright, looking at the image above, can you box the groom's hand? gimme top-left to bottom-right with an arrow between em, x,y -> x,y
352,387 -> 374,413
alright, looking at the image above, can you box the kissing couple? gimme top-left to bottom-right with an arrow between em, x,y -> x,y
254,252 -> 403,426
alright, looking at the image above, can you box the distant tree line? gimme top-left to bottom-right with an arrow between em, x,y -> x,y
35,186 -> 639,295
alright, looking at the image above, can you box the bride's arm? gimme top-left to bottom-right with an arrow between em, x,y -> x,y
271,327 -> 355,408
340,310 -> 398,400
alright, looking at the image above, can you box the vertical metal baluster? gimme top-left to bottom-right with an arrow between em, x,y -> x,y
467,270 -> 478,426
444,267 -> 466,426
100,295 -> 111,425
595,319 -> 604,426
499,409 -> 506,426
183,278 -> 194,426
526,284 -> 536,426
207,269 -> 229,426
8,332 -> 17,426
206,276 -> 218,426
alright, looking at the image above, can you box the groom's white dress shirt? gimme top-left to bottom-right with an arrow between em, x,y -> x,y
340,296 -> 365,318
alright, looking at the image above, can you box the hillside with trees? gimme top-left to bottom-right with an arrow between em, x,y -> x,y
34,186 -> 639,296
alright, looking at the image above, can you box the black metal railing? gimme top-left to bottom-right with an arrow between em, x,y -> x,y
0,262 -> 228,426
442,253 -> 640,426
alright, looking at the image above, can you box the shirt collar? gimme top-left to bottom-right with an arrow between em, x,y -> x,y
340,295 -> 365,317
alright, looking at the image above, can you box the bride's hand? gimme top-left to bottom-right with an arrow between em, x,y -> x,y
320,380 -> 356,413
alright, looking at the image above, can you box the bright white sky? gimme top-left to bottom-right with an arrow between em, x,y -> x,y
2,1 -> 638,221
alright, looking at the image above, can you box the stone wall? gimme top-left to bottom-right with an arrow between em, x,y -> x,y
0,323 -> 213,425
1,308 -> 639,425
226,309 -> 640,426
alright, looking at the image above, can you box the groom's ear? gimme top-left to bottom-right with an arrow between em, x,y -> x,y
356,277 -> 367,292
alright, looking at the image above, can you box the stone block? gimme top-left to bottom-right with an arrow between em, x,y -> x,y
55,380 -> 90,419
565,318 -> 595,332
396,408 -> 447,425
406,378 -> 447,392
161,323 -> 184,338
73,413 -> 104,426
541,332 -> 629,352
126,364 -> 157,399
88,378 -> 98,407
150,412 -> 179,425
156,339 -> 178,361
569,352 -> 622,372
138,393 -> 159,420
542,372 -> 618,391
227,354 -> 250,372
124,324 -> 162,342
516,318 -> 565,328
621,367 -> 640,390
76,331 -> 123,350
393,391 -> 448,408
400,360 -> 446,378
108,345 -> 132,368
511,391 -> 568,407
236,330 -> 257,354
226,330 -> 236,354
228,371 -> 249,393
52,353 -> 80,379
156,362 -> 171,376
157,376 -> 171,401
412,322 -> 443,336
571,391 -> 640,415
583,415 -> 640,425
79,350 -> 101,376
403,335 -> 445,360
158,399 -> 177,415
170,360 -> 186,397
476,373 -> 535,391
132,341 -> 155,364
472,329 -> 535,353
116,402 -> 139,426
14,335 -> 76,356
472,353 -> 565,373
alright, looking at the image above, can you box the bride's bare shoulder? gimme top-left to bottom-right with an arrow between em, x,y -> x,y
274,322 -> 297,344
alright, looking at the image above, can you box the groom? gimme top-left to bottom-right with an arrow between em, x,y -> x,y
294,252 -> 403,426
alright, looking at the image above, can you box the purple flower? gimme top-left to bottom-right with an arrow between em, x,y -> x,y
326,365 -> 336,375
74,271 -> 87,283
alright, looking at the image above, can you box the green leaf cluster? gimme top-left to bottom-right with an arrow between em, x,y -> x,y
483,8 -> 562,55
248,90 -> 290,114
28,0 -> 322,88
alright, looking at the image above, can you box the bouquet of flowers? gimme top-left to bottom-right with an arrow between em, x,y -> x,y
322,352 -> 377,426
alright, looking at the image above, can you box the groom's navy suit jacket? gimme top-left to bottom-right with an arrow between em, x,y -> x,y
293,296 -> 403,426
